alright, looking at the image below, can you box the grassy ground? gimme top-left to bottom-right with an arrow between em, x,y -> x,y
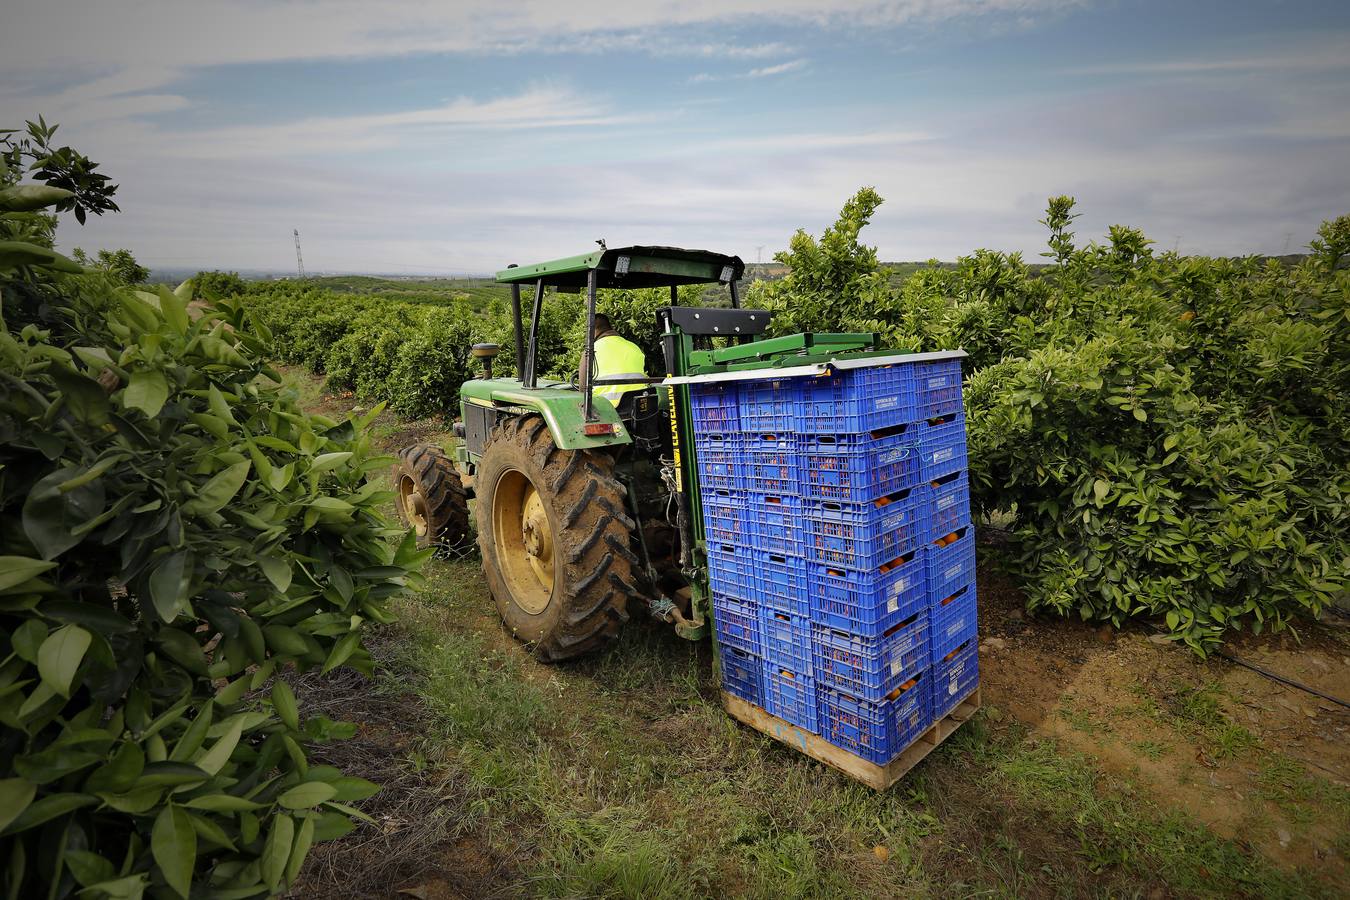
282,370 -> 1348,899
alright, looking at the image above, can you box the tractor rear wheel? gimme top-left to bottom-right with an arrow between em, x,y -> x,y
393,444 -> 470,550
475,415 -> 635,661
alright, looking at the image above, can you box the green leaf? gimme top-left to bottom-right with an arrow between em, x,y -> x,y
0,792 -> 95,835
23,466 -> 106,560
1092,479 -> 1110,504
13,746 -> 102,783
85,741 -> 146,794
12,619 -> 47,662
331,777 -> 381,802
170,702 -> 213,762
277,782 -> 337,810
308,497 -> 353,515
321,630 -> 360,675
182,461 -> 250,517
0,778 -> 37,833
49,365 -> 110,426
261,813 -> 295,891
0,240 -> 82,272
187,811 -> 237,851
98,785 -> 166,814
259,555 -> 292,593
207,384 -> 238,427
309,452 -> 352,474
272,680 -> 300,732
0,184 -> 74,212
285,814 -> 316,885
0,557 -> 55,592
82,874 -> 149,899
160,285 -> 190,333
64,848 -> 115,887
182,794 -> 261,813
124,370 -> 170,417
149,551 -> 190,622
36,623 -> 91,697
151,805 -> 196,899
39,599 -> 136,634
193,717 -> 244,776
1132,406 -> 1147,422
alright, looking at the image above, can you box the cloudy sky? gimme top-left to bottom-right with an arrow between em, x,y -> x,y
2,0 -> 1348,274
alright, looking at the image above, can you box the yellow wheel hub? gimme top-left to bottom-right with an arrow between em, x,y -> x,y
398,475 -> 428,537
492,469 -> 555,615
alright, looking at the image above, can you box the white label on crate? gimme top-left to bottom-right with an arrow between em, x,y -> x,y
945,563 -> 963,581
875,396 -> 899,410
928,376 -> 948,389
890,658 -> 902,676
887,597 -> 899,613
889,575 -> 915,600
937,494 -> 957,510
933,447 -> 954,464
946,617 -> 967,638
878,447 -> 909,465
948,676 -> 959,696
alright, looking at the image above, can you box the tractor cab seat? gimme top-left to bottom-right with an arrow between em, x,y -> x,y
614,387 -> 664,453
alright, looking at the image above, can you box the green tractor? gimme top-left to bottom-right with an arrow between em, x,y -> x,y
392,246 -> 897,661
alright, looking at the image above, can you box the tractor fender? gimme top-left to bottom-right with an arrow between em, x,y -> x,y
461,378 -> 633,452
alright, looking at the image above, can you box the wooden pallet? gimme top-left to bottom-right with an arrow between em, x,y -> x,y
722,686 -> 981,790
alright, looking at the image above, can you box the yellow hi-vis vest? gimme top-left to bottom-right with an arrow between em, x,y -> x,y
592,334 -> 647,405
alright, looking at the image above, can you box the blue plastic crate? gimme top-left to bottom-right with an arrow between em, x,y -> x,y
808,549 -> 926,635
927,470 -> 970,540
720,645 -> 764,705
752,550 -> 810,617
916,414 -> 968,479
741,434 -> 799,495
929,583 -> 977,665
915,358 -> 963,420
797,365 -> 917,433
744,493 -> 804,557
689,382 -> 738,434
761,606 -> 812,675
711,593 -> 762,654
932,638 -> 978,720
800,427 -> 922,502
701,488 -> 744,545
817,675 -> 930,765
927,526 -> 976,601
739,378 -> 800,432
708,542 -> 757,601
811,611 -> 929,701
804,489 -> 928,571
696,433 -> 742,491
764,664 -> 818,732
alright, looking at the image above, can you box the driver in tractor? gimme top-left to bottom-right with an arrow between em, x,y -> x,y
590,313 -> 648,409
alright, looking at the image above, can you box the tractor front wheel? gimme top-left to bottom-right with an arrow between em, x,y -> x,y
475,415 -> 635,661
393,444 -> 470,550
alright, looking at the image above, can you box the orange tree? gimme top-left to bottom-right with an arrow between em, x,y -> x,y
1,122 -> 427,898
749,190 -> 1348,652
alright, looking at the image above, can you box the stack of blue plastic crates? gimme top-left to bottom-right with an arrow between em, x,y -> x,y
692,353 -> 979,768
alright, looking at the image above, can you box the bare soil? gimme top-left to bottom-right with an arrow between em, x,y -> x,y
976,566 -> 1350,878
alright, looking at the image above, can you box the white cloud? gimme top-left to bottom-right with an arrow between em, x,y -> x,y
687,58 -> 809,83
1064,34 -> 1350,76
747,59 -> 809,78
0,1 -> 1082,88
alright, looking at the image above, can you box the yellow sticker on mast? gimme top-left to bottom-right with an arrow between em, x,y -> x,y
666,383 -> 683,494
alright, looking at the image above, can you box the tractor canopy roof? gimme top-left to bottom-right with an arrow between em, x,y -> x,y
495,245 -> 744,290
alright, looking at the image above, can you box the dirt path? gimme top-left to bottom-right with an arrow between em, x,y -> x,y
286,370 -> 1349,898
